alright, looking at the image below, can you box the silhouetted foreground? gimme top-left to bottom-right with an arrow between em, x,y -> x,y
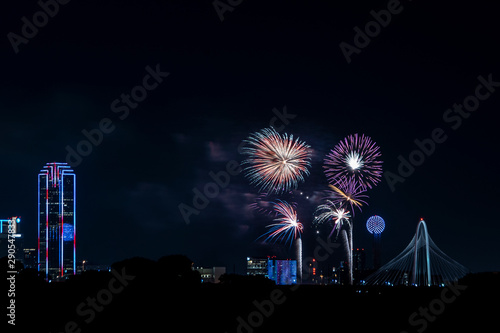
3,256 -> 499,333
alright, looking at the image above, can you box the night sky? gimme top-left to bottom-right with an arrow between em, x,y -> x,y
1,0 -> 498,274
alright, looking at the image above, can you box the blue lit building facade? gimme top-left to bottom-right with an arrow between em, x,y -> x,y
38,162 -> 76,280
0,217 -> 22,260
267,259 -> 297,285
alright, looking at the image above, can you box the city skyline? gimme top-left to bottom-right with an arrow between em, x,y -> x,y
1,0 -> 499,278
3,1 -> 500,331
7,158 -> 492,277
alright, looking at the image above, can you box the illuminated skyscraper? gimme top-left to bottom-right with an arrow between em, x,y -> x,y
0,217 -> 22,260
38,162 -> 76,280
23,248 -> 38,269
353,248 -> 366,272
267,258 -> 297,285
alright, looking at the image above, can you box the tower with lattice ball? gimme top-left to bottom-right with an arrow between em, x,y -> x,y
366,215 -> 385,270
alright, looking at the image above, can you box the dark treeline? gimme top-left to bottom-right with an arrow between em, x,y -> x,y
2,255 -> 499,333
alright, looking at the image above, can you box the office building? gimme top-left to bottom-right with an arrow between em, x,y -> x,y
23,248 -> 38,269
353,248 -> 367,284
0,217 -> 23,261
38,162 -> 76,280
246,257 -> 269,277
306,258 -> 319,284
353,248 -> 366,272
193,266 -> 226,283
267,258 -> 297,285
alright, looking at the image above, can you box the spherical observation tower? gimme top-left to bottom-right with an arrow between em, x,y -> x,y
366,215 -> 385,269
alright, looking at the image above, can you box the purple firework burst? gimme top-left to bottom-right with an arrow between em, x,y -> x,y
325,178 -> 368,215
324,133 -> 382,189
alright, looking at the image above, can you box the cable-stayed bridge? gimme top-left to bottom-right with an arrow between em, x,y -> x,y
365,219 -> 469,286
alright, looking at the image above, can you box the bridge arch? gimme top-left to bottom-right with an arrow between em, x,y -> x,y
365,218 -> 469,286
412,219 -> 431,286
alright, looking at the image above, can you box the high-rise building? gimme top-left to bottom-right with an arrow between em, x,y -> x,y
0,217 -> 22,261
23,248 -> 38,269
246,257 -> 269,277
353,248 -> 366,272
336,260 -> 348,285
353,248 -> 366,284
306,258 -> 319,284
267,258 -> 297,285
38,162 -> 76,280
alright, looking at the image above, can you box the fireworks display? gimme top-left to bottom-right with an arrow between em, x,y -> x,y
250,191 -> 298,217
260,200 -> 303,246
249,189 -> 320,217
296,237 -> 303,283
314,200 -> 351,238
314,200 -> 353,284
324,133 -> 382,189
242,128 -> 384,286
326,178 -> 368,214
241,127 -> 312,194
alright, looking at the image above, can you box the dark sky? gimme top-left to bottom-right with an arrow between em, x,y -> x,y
1,0 -> 498,274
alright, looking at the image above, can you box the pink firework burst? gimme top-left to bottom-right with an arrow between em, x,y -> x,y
241,127 -> 312,194
260,200 -> 303,246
